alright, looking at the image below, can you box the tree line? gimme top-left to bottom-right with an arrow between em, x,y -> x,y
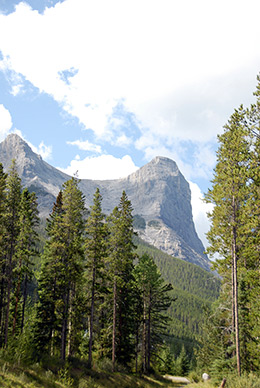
0,162 -> 173,374
197,74 -> 260,378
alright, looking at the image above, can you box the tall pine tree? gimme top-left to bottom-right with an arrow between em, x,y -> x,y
12,188 -> 39,336
134,253 -> 173,373
34,177 -> 86,360
205,106 -> 251,376
0,163 -> 7,347
84,188 -> 108,367
4,160 -> 22,346
108,191 -> 136,370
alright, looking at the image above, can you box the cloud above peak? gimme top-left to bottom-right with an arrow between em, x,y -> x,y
0,104 -> 12,140
0,0 -> 260,181
59,154 -> 138,180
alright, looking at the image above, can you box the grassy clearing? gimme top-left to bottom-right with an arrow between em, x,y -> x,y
0,359 -> 190,388
2,357 -> 260,388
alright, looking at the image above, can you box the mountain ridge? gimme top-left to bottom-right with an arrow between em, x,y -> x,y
0,133 -> 211,271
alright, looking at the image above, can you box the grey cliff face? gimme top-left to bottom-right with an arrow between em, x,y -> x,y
0,134 -> 211,271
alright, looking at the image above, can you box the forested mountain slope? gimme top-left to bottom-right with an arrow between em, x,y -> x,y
134,236 -> 220,354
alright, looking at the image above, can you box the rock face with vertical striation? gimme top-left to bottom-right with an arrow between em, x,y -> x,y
0,134 -> 211,271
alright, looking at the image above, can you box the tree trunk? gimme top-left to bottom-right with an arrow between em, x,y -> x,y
0,261 -> 6,345
112,279 -> 117,372
67,283 -> 76,358
61,289 -> 70,361
231,260 -> 235,357
88,263 -> 96,367
4,251 -> 13,346
21,273 -> 28,332
142,297 -> 147,373
232,195 -> 241,376
219,378 -> 227,388
147,291 -> 152,372
233,246 -> 241,376
135,326 -> 139,373
12,256 -> 22,335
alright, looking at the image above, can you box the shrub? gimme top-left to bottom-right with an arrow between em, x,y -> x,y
225,373 -> 260,388
188,371 -> 200,383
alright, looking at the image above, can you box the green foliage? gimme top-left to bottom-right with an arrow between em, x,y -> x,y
12,188 -> 39,336
197,74 -> 260,378
172,345 -> 190,377
135,235 -> 220,357
108,191 -> 136,368
84,188 -> 108,366
2,160 -> 22,346
33,177 -> 86,360
224,373 -> 260,388
156,345 -> 175,374
133,254 -> 174,373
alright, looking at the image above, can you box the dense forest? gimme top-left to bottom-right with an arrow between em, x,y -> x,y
0,163 -> 179,375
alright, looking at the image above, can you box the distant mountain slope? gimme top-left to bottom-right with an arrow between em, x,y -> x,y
135,236 -> 220,353
0,133 -> 211,271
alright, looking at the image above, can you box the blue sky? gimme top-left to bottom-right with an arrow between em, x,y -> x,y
0,0 -> 260,248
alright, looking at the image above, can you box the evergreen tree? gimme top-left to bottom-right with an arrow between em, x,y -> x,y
108,191 -> 136,370
0,163 -> 7,347
33,191 -> 64,356
34,177 -> 86,360
4,160 -> 22,346
60,177 -> 86,360
205,106 -> 251,376
12,188 -> 39,336
84,188 -> 108,367
134,253 -> 173,373
174,345 -> 190,376
239,76 -> 260,371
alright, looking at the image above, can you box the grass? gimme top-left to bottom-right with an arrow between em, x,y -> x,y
186,373 -> 260,388
2,356 -> 260,388
0,359 -> 191,388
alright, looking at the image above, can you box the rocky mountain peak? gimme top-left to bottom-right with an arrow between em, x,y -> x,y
0,133 -> 42,177
0,134 -> 211,271
128,156 -> 180,184
2,133 -> 38,157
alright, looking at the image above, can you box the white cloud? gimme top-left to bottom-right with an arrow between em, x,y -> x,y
189,181 -> 213,249
0,56 -> 25,95
1,1 -> 260,134
67,139 -> 102,153
0,104 -> 12,140
1,0 -> 260,179
113,134 -> 132,148
58,154 -> 138,180
36,141 -> 52,160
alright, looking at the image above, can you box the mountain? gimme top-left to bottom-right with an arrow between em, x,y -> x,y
0,133 -> 211,271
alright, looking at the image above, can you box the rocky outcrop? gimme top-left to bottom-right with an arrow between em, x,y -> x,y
0,134 -> 211,271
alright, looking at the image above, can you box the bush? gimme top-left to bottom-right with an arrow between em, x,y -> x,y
95,358 -> 114,373
58,365 -> 74,387
79,377 -> 101,388
188,371 -> 200,383
225,373 -> 260,388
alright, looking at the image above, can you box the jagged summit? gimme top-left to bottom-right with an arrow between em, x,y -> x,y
0,133 -> 70,199
0,133 -> 42,172
0,134 -> 211,271
127,156 -> 180,183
